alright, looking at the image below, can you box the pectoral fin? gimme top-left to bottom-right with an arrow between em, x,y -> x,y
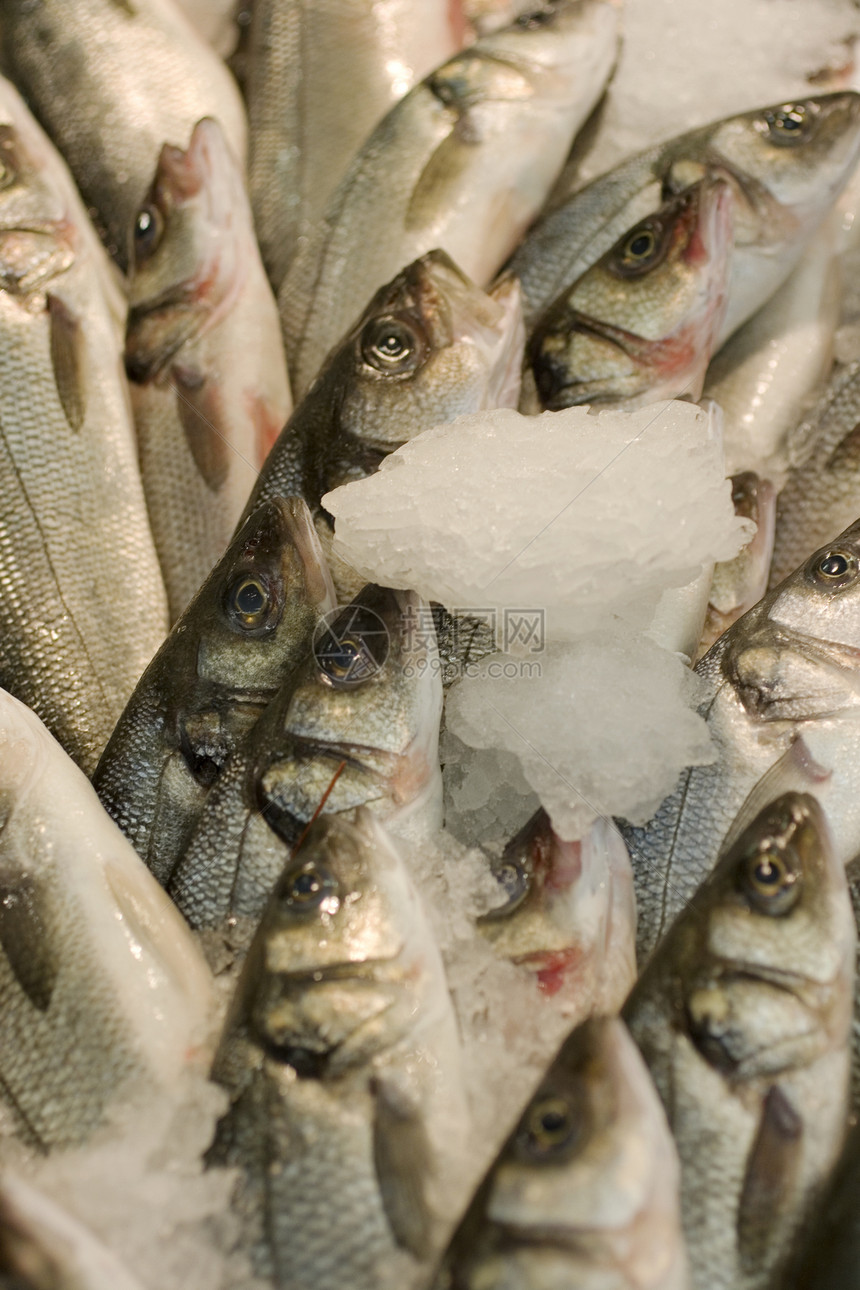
372,1076 -> 436,1260
48,294 -> 87,432
738,1084 -> 803,1274
171,365 -> 230,492
0,874 -> 58,1012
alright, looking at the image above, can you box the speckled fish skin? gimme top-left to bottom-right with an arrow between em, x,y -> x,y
528,177 -> 733,410
279,0 -> 620,399
696,472 -> 777,662
244,249 -> 524,602
622,516 -> 860,964
168,584 -> 443,932
92,498 -> 335,889
432,1016 -> 690,1290
0,99 -> 168,775
0,0 -> 247,271
479,811 -> 637,1012
241,0 -> 466,291
208,807 -> 470,1290
625,793 -> 855,1290
0,1175 -> 146,1290
509,92 -> 860,343
0,690 -> 215,1152
126,117 -> 292,623
768,361 -> 860,589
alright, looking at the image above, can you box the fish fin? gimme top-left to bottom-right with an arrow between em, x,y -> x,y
719,737 -> 831,855
171,366 -> 230,492
47,294 -> 87,432
0,874 -> 57,1012
405,124 -> 479,232
738,1084 -> 803,1274
372,1076 -> 437,1259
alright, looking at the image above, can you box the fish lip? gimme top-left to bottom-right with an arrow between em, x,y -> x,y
265,953 -> 404,988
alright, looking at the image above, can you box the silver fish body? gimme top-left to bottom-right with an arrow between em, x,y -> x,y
625,792 -> 855,1290
279,0 -> 620,399
0,0 -> 247,270
432,1016 -> 690,1290
209,808 -> 470,1290
169,584 -> 443,932
92,498 -> 335,889
126,116 -> 292,622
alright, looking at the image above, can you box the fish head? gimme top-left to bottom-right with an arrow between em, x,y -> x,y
192,497 -> 336,695
765,517 -> 860,649
328,250 -> 524,469
682,792 -> 854,1079
700,92 -> 860,245
529,176 -> 733,409
253,586 -> 443,840
126,117 -> 246,382
478,0 -> 621,88
241,809 -> 429,1070
0,117 -> 75,295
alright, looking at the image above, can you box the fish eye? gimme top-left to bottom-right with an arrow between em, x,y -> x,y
225,573 -> 278,632
809,547 -> 858,588
133,203 -> 164,260
738,846 -> 802,915
0,130 -> 19,190
313,605 -> 390,688
612,223 -> 663,277
360,316 -> 424,374
762,104 -> 811,146
516,4 -> 556,28
277,861 -> 340,915
515,1094 -> 579,1160
479,856 -> 532,922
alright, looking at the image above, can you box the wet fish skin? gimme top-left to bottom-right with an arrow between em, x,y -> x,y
241,0 -> 465,290
696,472 -> 777,662
169,584 -> 443,932
0,690 -> 215,1152
623,515 -> 860,963
0,0 -> 247,271
126,116 -> 292,623
478,810 -> 637,1013
788,1116 -> 860,1288
209,807 -> 470,1290
625,792 -> 855,1290
0,94 -> 168,775
529,176 -> 733,410
509,92 -> 860,343
432,1016 -> 690,1290
244,249 -> 524,602
92,498 -> 335,888
279,0 -> 620,399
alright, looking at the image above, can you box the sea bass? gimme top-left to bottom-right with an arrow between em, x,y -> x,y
527,176 -> 733,410
696,473 -> 777,662
623,515 -> 860,962
243,250 -> 523,602
279,0 -> 620,398
126,117 -> 292,622
625,793 -> 855,1290
241,0 -> 466,289
208,808 -> 470,1290
0,0 -> 247,270
169,585 -> 443,934
0,690 -> 215,1151
432,1016 -> 690,1290
508,93 -> 860,345
0,90 -> 168,774
93,498 -> 335,889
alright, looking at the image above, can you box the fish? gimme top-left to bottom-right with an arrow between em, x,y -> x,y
126,116 -> 292,622
168,584 -> 443,934
846,852 -> 860,1120
242,249 -> 524,602
0,1174 -> 146,1290
92,498 -> 335,889
527,176 -> 733,410
622,515 -> 860,962
172,0 -> 238,57
695,472 -> 777,662
0,689 -> 215,1152
240,0 -> 466,289
208,807 -> 470,1290
0,0 -> 247,271
431,1016 -> 691,1290
0,89 -> 168,775
625,792 -> 855,1290
768,361 -> 860,588
787,1117 -> 860,1288
478,810 -> 637,1014
508,93 -> 860,346
279,0 -> 621,399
